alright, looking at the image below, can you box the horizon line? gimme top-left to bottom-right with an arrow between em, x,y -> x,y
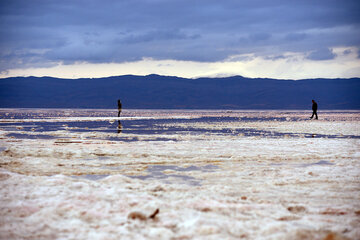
1,73 -> 360,81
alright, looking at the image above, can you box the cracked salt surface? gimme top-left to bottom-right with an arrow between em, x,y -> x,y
0,109 -> 359,239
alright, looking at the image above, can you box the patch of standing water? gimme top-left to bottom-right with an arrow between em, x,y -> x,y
72,174 -> 109,181
300,160 -> 335,167
146,164 -> 219,172
128,164 -> 220,186
2,117 -> 359,139
6,133 -> 58,139
269,160 -> 335,168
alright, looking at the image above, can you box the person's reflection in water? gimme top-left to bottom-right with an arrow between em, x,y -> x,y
117,99 -> 122,117
117,120 -> 122,133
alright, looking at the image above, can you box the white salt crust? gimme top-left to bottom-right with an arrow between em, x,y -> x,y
0,110 -> 359,239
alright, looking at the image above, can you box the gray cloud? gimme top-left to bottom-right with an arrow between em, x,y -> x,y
284,33 -> 308,42
264,55 -> 287,61
248,33 -> 272,43
121,29 -> 200,44
0,0 -> 359,70
343,49 -> 352,55
307,48 -> 337,61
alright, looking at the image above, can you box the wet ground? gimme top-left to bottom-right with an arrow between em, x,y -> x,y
0,109 -> 359,239
1,109 -> 359,141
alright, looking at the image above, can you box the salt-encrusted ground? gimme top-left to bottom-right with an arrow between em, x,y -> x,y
0,109 -> 359,240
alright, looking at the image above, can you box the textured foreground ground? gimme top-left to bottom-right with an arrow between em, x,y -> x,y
0,109 -> 359,239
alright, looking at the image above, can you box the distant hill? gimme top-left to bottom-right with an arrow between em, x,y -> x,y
0,74 -> 359,109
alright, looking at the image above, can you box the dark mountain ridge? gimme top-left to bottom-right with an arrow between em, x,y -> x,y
0,74 -> 359,109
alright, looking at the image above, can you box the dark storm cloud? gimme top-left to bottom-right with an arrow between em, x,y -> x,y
0,0 -> 359,71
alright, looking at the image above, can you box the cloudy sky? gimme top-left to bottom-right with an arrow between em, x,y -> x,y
0,0 -> 359,79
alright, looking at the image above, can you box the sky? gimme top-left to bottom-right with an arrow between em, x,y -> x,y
0,0 -> 360,79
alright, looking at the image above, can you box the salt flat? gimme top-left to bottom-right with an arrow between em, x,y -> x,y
0,109 -> 359,239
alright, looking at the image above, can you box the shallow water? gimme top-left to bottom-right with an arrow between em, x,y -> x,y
1,110 -> 359,141
127,164 -> 220,186
0,109 -> 359,240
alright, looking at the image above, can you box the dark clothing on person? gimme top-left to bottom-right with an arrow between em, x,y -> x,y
312,102 -> 318,111
310,110 -> 318,119
117,100 -> 122,117
310,100 -> 318,120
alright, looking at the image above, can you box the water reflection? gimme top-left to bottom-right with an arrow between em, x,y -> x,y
1,110 -> 360,141
117,120 -> 122,133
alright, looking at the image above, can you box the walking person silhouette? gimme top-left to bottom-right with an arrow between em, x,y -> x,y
310,100 -> 318,120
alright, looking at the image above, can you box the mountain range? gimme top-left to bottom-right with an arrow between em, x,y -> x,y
0,74 -> 359,109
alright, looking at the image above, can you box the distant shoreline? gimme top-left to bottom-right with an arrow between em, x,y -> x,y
1,75 -> 359,109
